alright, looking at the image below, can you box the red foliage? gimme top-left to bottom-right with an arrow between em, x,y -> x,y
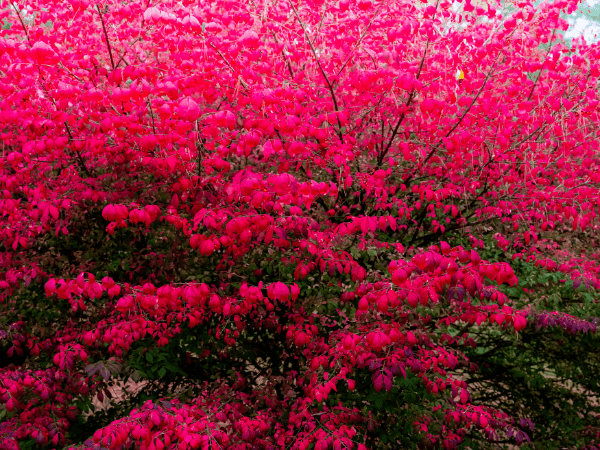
0,0 -> 599,448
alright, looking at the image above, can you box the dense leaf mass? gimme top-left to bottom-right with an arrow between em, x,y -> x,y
0,0 -> 600,448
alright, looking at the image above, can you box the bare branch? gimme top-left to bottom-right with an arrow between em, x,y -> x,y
96,4 -> 116,70
10,2 -> 32,45
288,0 -> 344,143
336,0 -> 387,78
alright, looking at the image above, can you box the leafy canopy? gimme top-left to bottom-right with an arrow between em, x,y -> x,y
0,0 -> 600,448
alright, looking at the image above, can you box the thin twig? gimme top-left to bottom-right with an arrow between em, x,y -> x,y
526,29 -> 555,102
146,99 -> 157,136
376,39 -> 429,167
288,0 -> 344,143
64,122 -> 93,178
113,37 -> 143,69
419,51 -> 504,170
208,43 -> 249,92
336,0 -> 386,78
270,31 -> 295,79
96,4 -> 116,70
197,136 -> 207,177
376,0 -> 441,167
10,2 -> 31,45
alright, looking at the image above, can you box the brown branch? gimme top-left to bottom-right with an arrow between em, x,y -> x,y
64,122 -> 93,178
270,31 -> 295,79
197,136 -> 207,177
417,51 -> 503,173
96,4 -> 116,70
376,0 -> 442,167
376,41 -> 428,167
335,0 -> 386,78
289,0 -> 344,143
526,29 -> 555,102
146,99 -> 157,136
113,37 -> 144,70
208,43 -> 249,93
10,2 -> 31,45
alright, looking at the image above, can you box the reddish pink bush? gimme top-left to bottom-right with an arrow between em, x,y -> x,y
0,0 -> 599,448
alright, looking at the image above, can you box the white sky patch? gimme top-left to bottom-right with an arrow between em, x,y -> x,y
565,16 -> 600,42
